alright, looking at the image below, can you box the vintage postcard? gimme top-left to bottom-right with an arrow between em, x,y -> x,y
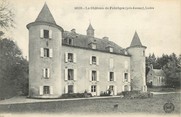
0,0 -> 180,117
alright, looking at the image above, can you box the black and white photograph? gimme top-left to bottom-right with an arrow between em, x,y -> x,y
0,0 -> 180,117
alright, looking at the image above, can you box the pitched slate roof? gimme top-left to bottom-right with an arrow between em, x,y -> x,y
62,31 -> 128,55
130,31 -> 143,47
152,69 -> 165,76
35,3 -> 56,24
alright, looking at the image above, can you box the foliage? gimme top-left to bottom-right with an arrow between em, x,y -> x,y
0,0 -> 15,29
100,91 -> 111,96
146,53 -> 181,88
61,93 -> 92,99
0,38 -> 28,99
122,91 -> 153,99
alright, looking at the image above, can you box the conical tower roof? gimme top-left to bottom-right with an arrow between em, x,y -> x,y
35,3 -> 56,24
87,23 -> 94,30
130,31 -> 143,47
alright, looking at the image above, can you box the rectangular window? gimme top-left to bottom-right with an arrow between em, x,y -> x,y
92,56 -> 96,65
92,44 -> 96,49
68,53 -> 73,62
91,85 -> 96,92
109,85 -> 114,91
43,86 -> 50,94
68,85 -> 73,94
68,69 -> 74,80
110,72 -> 114,81
124,73 -> 128,82
43,68 -> 49,78
109,47 -> 113,52
44,30 -> 49,38
44,48 -> 49,57
92,71 -> 97,81
143,50 -> 145,56
66,38 -> 73,45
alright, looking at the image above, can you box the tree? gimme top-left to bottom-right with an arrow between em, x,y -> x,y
0,0 -> 14,29
0,38 -> 28,99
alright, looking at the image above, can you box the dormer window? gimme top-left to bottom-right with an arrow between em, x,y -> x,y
92,44 -> 96,49
106,45 -> 113,53
89,41 -> 97,49
65,38 -> 73,45
68,39 -> 73,45
109,47 -> 113,52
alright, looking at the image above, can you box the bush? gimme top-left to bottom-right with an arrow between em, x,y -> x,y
122,91 -> 153,99
100,91 -> 110,96
61,93 -> 92,99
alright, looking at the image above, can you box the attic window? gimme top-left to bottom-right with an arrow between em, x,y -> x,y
109,47 -> 113,52
65,38 -> 73,45
92,44 -> 96,49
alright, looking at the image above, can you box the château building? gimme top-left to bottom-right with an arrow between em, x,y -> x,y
27,3 -> 147,98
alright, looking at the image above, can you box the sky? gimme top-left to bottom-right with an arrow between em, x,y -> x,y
3,0 -> 181,58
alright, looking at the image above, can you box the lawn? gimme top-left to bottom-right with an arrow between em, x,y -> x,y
0,93 -> 180,114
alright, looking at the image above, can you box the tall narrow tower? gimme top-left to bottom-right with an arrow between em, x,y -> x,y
127,31 -> 147,92
27,3 -> 64,98
86,23 -> 94,37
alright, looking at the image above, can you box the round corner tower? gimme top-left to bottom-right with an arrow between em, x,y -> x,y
127,31 -> 147,92
26,3 -> 64,98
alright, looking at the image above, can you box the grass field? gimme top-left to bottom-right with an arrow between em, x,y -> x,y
0,93 -> 180,114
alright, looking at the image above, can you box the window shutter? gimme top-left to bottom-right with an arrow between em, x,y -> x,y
128,85 -> 131,91
47,68 -> 50,78
114,86 -> 117,95
107,86 -> 110,90
128,73 -> 130,82
89,70 -> 92,81
125,61 -> 128,69
73,53 -> 77,63
97,71 -> 99,81
89,85 -> 91,93
114,72 -> 116,81
49,30 -> 52,39
65,52 -> 68,62
97,57 -> 99,65
40,29 -> 43,38
96,85 -> 100,96
108,72 -> 110,81
74,84 -> 77,93
40,48 -> 44,57
65,85 -> 68,93
39,86 -> 43,95
122,85 -> 124,92
110,58 -> 113,69
43,68 -> 46,78
65,68 -> 68,81
49,49 -> 53,57
90,56 -> 92,65
74,69 -> 77,80
50,86 -> 53,94
123,73 -> 125,82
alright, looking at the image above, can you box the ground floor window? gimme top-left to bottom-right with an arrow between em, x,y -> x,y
43,86 -> 50,94
124,73 -> 128,82
91,85 -> 96,92
124,85 -> 130,91
68,85 -> 74,94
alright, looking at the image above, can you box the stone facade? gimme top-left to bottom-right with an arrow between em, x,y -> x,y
27,3 -> 147,98
147,65 -> 166,87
